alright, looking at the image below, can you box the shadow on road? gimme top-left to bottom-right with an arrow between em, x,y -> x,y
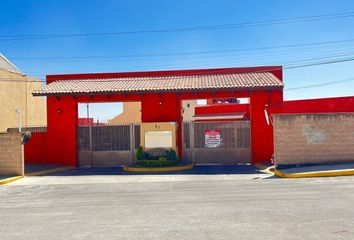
41,164 -> 265,176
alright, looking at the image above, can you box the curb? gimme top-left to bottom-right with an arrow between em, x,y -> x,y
26,166 -> 74,176
254,164 -> 275,174
254,163 -> 354,178
0,176 -> 23,185
123,164 -> 194,172
274,168 -> 354,178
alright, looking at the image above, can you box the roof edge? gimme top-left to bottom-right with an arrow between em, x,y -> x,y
46,66 -> 283,83
0,53 -> 25,75
33,85 -> 284,97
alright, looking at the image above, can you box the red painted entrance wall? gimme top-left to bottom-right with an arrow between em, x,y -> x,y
25,66 -> 285,166
47,96 -> 78,166
140,93 -> 183,156
250,90 -> 283,163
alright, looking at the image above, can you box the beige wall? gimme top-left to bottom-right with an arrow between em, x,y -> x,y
0,132 -> 24,176
108,102 -> 141,124
0,70 -> 46,132
182,100 -> 197,121
108,100 -> 198,124
273,113 -> 354,166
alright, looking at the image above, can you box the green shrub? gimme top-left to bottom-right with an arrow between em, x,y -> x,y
136,146 -> 143,160
135,147 -> 180,167
166,149 -> 178,161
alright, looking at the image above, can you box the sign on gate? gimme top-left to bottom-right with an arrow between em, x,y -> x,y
183,121 -> 252,164
204,129 -> 222,148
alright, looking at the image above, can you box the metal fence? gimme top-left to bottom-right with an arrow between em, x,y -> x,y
77,121 -> 251,166
183,121 -> 252,164
134,125 -> 141,149
77,123 -> 140,167
92,125 -> 130,151
183,123 -> 190,149
77,124 -> 140,151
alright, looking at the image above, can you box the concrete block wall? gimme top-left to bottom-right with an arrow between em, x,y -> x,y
273,113 -> 354,165
0,133 -> 24,176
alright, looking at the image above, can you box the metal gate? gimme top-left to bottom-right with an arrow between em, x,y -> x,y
77,124 -> 140,167
78,121 -> 251,166
183,121 -> 252,164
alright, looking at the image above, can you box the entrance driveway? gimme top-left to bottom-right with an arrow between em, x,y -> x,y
1,167 -> 354,239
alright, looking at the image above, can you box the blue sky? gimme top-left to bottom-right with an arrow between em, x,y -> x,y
1,0 -> 354,121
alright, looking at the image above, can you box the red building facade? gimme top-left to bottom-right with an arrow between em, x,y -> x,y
27,66 -> 286,166
25,66 -> 354,167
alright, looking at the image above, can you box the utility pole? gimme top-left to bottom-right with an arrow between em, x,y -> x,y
86,103 -> 90,125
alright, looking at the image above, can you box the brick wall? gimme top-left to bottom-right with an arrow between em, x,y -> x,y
273,113 -> 354,166
0,133 -> 24,176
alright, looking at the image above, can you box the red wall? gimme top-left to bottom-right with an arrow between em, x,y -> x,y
24,132 -> 48,164
250,90 -> 283,163
45,96 -> 78,166
283,96 -> 354,113
141,93 -> 180,122
195,103 -> 250,116
196,96 -> 354,116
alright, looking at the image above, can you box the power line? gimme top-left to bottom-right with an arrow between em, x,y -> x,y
1,55 -> 354,85
8,47 -> 354,69
285,56 -> 354,69
1,12 -> 354,41
285,77 -> 354,91
8,38 -> 354,60
17,51 -> 354,76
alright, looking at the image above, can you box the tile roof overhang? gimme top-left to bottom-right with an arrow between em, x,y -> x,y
33,71 -> 283,97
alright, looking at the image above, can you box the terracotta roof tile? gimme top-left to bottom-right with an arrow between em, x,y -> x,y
33,72 -> 283,96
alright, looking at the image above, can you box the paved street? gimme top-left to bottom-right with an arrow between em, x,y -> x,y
1,168 -> 354,239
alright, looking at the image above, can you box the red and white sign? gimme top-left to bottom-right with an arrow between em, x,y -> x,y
205,129 -> 222,148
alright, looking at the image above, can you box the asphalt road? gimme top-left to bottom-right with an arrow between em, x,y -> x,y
1,169 -> 354,240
